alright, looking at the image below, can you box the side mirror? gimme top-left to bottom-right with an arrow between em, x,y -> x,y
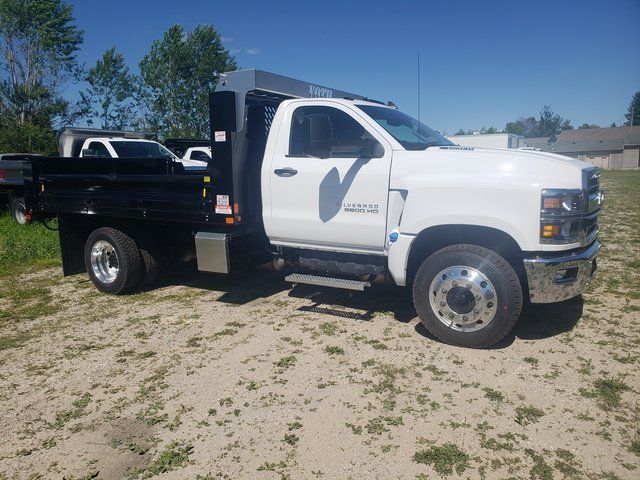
82,149 -> 97,157
304,114 -> 332,158
359,137 -> 385,158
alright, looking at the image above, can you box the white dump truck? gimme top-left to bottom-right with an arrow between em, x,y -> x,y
24,69 -> 603,348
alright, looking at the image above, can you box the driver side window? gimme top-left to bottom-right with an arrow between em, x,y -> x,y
88,141 -> 111,158
289,105 -> 381,158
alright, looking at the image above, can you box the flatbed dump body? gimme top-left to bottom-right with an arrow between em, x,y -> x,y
25,156 -> 215,225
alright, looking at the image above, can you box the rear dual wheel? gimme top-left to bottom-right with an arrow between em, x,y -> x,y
84,227 -> 160,294
412,244 -> 523,348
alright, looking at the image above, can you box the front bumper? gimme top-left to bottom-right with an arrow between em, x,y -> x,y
523,240 -> 601,303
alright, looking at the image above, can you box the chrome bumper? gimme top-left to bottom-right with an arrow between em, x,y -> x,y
523,240 -> 601,304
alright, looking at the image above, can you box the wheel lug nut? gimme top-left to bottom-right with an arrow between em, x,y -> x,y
473,309 -> 480,315
452,280 -> 458,286
475,294 -> 481,301
442,288 -> 448,294
449,313 -> 455,319
466,283 -> 472,289
462,315 -> 469,322
440,301 -> 446,307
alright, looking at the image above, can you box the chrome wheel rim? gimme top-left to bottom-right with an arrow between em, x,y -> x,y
14,203 -> 26,224
90,240 -> 119,284
428,265 -> 498,332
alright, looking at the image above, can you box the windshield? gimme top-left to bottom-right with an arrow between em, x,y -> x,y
356,105 -> 453,150
110,141 -> 177,159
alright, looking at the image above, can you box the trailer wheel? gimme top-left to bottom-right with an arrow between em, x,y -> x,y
84,227 -> 142,294
11,197 -> 27,225
412,244 -> 522,348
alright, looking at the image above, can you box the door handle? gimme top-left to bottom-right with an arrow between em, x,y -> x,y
274,167 -> 298,177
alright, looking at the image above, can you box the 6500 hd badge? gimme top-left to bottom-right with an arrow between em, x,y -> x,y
343,203 -> 380,214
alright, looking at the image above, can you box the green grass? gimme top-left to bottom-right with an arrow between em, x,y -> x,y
413,443 -> 470,476
515,405 -> 545,426
324,345 -> 345,355
128,441 -> 193,478
580,377 -> 630,410
0,213 -> 60,277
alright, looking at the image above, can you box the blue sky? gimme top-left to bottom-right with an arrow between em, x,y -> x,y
69,0 -> 640,134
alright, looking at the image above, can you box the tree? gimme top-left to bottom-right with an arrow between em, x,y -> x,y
578,123 -> 600,129
78,47 -> 135,129
454,128 -> 465,135
560,119 -> 573,131
0,0 -> 83,153
505,120 -> 524,136
624,91 -> 640,126
506,116 -> 539,137
505,108 -> 572,139
138,24 -> 237,139
538,105 -> 564,140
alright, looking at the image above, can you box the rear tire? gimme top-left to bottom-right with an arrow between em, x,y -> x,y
11,196 -> 26,225
139,242 -> 160,289
412,244 -> 522,348
84,227 -> 142,294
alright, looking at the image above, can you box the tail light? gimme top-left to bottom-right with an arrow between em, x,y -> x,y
0,169 -> 7,179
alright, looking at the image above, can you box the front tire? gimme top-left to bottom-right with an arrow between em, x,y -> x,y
84,227 -> 142,294
412,244 -> 523,348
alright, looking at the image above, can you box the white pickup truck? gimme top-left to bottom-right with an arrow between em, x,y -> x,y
56,128 -> 206,169
79,137 -> 207,169
25,69 -> 603,348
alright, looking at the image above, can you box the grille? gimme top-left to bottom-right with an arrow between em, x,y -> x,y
586,168 -> 600,195
583,215 -> 599,241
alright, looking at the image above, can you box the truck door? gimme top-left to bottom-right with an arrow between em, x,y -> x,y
267,103 -> 392,252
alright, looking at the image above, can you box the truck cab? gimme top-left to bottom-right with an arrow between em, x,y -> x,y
183,146 -> 211,163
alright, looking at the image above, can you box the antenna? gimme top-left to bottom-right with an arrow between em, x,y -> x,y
417,51 -> 420,123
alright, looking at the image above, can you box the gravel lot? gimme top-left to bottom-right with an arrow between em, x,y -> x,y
0,171 -> 638,479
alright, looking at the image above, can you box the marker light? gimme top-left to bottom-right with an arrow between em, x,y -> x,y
542,224 -> 562,238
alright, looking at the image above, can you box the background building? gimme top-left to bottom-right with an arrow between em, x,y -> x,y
528,126 -> 640,169
447,133 -> 528,149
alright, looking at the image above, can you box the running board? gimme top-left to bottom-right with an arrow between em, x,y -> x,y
285,273 -> 370,291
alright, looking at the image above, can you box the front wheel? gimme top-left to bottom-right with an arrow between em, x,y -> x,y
412,244 -> 523,348
84,227 -> 142,294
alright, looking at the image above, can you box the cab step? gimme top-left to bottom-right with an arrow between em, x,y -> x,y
285,273 -> 370,291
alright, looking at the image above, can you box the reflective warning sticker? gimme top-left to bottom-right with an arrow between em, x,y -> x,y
215,205 -> 232,215
216,194 -> 229,206
214,131 -> 226,142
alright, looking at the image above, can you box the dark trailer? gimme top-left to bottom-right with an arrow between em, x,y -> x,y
24,69 -> 365,288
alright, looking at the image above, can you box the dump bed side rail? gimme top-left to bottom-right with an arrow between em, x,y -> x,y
25,156 -> 218,224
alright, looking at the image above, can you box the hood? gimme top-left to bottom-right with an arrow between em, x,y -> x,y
390,146 -> 590,191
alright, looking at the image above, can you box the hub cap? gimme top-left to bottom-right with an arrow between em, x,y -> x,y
428,265 -> 498,332
90,240 -> 119,284
14,203 -> 26,224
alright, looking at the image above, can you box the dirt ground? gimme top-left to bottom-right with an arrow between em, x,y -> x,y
0,171 -> 638,480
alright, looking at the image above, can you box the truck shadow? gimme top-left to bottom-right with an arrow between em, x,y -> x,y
155,265 -> 584,348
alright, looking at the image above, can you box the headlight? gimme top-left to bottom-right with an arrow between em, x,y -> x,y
540,189 -> 583,214
540,189 -> 583,244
